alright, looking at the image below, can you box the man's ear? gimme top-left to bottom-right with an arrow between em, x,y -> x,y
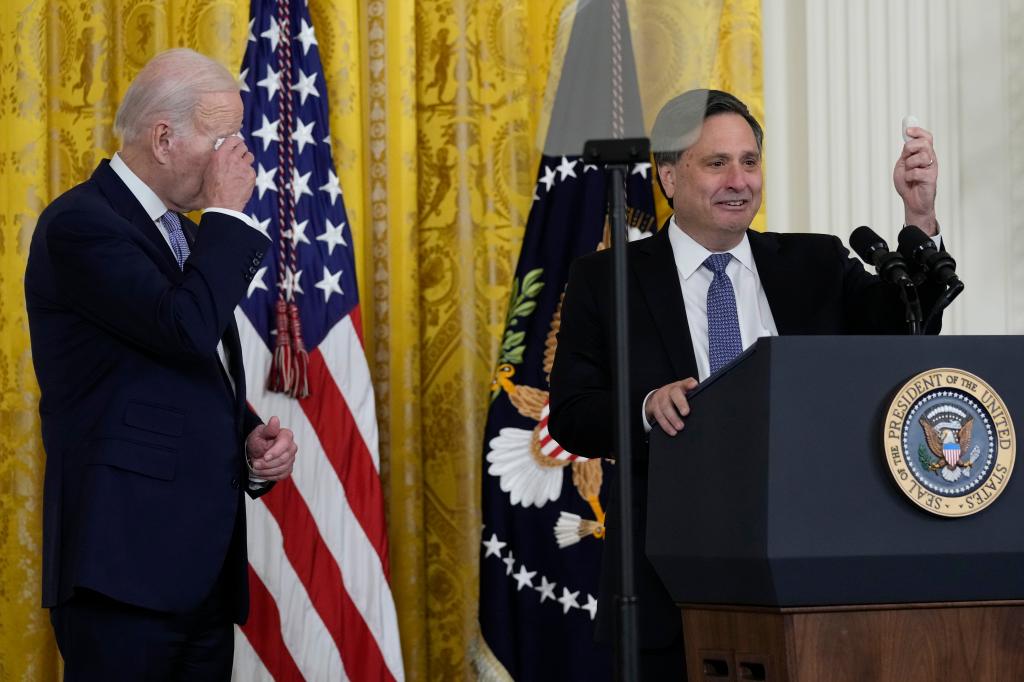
656,161 -> 676,202
150,121 -> 172,165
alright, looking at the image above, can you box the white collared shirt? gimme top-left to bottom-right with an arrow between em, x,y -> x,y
668,218 -> 778,381
641,218 -> 778,431
108,152 -> 250,394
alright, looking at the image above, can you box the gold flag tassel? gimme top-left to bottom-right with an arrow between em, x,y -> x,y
267,298 -> 294,393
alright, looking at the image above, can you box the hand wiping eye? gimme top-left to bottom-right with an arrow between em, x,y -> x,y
214,131 -> 244,150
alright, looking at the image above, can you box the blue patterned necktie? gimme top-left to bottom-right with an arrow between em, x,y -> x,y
160,210 -> 190,270
704,253 -> 743,374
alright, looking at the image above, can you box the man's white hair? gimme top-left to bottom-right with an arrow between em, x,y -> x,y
114,48 -> 239,145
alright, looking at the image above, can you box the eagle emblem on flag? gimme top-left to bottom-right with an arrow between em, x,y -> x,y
485,276 -> 607,546
483,219 -> 653,548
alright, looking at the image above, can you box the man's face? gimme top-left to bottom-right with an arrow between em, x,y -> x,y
657,112 -> 762,250
164,91 -> 244,212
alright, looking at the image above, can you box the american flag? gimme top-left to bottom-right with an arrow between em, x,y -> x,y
231,1 -> 403,679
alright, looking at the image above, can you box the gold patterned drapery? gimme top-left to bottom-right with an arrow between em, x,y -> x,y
0,1 -> 761,679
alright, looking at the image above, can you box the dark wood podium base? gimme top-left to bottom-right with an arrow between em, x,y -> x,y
681,601 -> 1024,682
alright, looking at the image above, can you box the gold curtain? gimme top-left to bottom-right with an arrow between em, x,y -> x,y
637,0 -> 766,230
0,0 -> 761,679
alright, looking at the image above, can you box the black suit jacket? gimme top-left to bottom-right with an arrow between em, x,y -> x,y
25,160 -> 271,623
548,224 -> 942,646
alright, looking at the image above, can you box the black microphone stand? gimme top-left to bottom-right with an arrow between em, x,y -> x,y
923,278 -> 963,331
851,226 -> 925,336
874,250 -> 923,335
898,280 -> 923,335
584,137 -> 649,682
897,225 -> 965,331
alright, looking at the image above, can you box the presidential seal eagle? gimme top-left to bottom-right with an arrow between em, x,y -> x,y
920,416 -> 976,482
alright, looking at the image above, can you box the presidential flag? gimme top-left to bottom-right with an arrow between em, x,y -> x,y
475,0 -> 658,677
232,1 -> 403,679
477,154 -> 656,680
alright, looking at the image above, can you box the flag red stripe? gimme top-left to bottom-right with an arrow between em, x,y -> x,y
241,565 -> 305,682
349,304 -> 364,344
261,478 -> 394,682
299,348 -> 390,577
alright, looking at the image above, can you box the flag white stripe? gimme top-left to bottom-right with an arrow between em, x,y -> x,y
319,314 -> 381,471
245,498 -> 348,681
237,310 -> 405,681
232,627 -> 275,682
540,441 -> 560,455
538,403 -> 587,461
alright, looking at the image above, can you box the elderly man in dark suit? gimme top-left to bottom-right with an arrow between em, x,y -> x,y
25,48 -> 297,680
548,89 -> 943,680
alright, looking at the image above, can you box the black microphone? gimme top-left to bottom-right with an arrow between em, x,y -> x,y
850,225 -> 913,286
897,225 -> 959,286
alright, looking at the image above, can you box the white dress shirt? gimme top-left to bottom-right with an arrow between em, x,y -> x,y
668,218 -> 778,381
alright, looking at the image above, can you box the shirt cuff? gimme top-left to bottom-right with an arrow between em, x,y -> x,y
247,477 -> 272,493
205,207 -> 261,233
244,443 -> 269,484
641,389 -> 657,434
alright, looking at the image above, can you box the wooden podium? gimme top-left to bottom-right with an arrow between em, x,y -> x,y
646,337 -> 1024,682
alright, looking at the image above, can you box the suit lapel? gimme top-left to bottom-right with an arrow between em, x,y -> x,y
177,213 -> 241,409
631,225 -> 696,378
748,229 -> 802,334
91,160 -> 182,277
181,215 -> 198,247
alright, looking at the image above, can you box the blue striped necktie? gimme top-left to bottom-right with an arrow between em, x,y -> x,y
704,253 -> 743,374
160,210 -> 190,270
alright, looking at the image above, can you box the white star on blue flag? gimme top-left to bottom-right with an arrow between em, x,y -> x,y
238,0 -> 359,353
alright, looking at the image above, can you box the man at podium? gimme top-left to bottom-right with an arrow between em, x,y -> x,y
548,89 -> 945,679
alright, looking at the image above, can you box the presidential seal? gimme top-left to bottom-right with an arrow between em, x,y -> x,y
883,368 -> 1015,517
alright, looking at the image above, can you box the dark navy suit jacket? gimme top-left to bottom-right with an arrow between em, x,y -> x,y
548,225 -> 943,647
25,160 -> 271,623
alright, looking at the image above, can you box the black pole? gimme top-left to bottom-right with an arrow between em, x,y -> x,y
608,163 -> 638,682
585,137 -> 650,682
898,280 -> 923,335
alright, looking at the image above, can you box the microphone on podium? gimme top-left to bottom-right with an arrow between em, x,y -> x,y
849,225 -> 913,286
897,224 -> 960,287
897,224 -> 964,328
849,225 -> 923,334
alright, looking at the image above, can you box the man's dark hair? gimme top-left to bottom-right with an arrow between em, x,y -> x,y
650,89 -> 764,206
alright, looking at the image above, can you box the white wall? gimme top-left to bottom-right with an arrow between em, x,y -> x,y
763,0 -> 1024,334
